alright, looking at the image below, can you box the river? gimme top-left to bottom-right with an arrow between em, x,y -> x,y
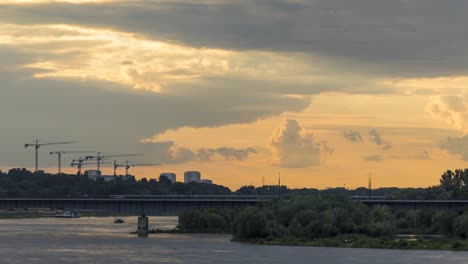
0,217 -> 466,263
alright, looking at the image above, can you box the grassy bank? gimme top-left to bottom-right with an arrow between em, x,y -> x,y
244,235 -> 468,250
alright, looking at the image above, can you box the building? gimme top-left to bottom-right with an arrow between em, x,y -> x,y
102,176 -> 116,182
200,179 -> 213,184
84,170 -> 101,181
184,171 -> 201,183
159,173 -> 176,183
120,175 -> 135,181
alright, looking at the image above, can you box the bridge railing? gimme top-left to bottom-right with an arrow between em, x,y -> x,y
108,194 -> 277,201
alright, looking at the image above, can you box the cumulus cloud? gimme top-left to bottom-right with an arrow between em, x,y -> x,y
439,135 -> 468,160
343,130 -> 362,142
426,95 -> 468,133
369,129 -> 392,149
364,155 -> 383,162
148,141 -> 257,164
268,119 -> 333,168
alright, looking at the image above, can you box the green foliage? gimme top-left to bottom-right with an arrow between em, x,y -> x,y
0,168 -> 231,198
178,196 -> 468,243
179,209 -> 233,233
454,213 -> 468,238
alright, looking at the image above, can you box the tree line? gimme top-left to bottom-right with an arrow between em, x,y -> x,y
0,168 -> 468,199
178,196 -> 468,249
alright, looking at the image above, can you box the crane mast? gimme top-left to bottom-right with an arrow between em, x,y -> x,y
86,153 -> 142,171
50,151 -> 94,174
113,160 -> 159,176
24,140 -> 76,172
71,157 -> 110,175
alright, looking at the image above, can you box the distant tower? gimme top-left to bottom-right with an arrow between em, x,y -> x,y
368,173 -> 372,199
184,171 -> 201,183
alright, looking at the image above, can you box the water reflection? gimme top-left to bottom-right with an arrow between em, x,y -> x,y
0,217 -> 466,264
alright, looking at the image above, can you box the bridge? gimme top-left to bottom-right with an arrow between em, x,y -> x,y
1,196 -> 468,215
0,196 -> 272,215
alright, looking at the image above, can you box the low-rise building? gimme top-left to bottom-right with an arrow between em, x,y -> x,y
84,170 -> 101,181
102,176 -> 116,182
200,179 -> 213,184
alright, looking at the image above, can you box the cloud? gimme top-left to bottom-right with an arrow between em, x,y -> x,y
147,141 -> 257,164
343,130 -> 362,142
0,23 -> 395,96
391,150 -> 432,160
210,147 -> 257,161
3,0 -> 468,77
426,95 -> 468,133
268,119 -> 332,168
364,155 -> 383,162
0,53 -> 306,168
439,135 -> 468,160
369,129 -> 392,149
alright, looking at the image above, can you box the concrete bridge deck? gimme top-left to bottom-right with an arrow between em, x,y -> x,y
1,197 -> 468,215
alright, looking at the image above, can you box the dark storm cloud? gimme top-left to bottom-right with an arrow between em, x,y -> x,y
0,48 -> 305,167
2,0 -> 468,76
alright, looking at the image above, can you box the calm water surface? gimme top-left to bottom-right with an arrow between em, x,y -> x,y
0,217 -> 467,263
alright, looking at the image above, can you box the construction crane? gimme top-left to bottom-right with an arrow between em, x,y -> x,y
85,152 -> 142,171
24,140 -> 76,172
71,157 -> 111,175
113,160 -> 159,176
50,151 -> 94,174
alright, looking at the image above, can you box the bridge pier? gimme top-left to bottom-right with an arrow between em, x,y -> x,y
137,214 -> 149,237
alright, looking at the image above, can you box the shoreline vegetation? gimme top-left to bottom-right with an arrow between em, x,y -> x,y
174,196 -> 468,251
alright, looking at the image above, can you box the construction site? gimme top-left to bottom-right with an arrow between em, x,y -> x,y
24,139 -> 163,183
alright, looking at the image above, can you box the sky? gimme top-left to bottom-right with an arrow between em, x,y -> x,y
2,0 -> 468,190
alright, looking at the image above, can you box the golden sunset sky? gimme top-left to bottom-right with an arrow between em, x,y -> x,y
2,0 -> 468,189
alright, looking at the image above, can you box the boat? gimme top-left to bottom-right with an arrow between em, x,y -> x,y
55,210 -> 81,218
114,218 -> 125,224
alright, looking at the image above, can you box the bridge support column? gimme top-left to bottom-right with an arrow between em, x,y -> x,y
137,214 -> 149,237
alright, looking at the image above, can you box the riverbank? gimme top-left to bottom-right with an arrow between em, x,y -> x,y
245,235 -> 468,251
0,209 -> 128,219
155,228 -> 468,250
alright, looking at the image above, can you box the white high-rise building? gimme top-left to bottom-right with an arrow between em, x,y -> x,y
159,173 -> 176,183
184,171 -> 201,183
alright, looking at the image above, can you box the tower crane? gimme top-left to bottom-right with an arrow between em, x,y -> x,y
113,160 -> 159,176
71,157 -> 111,175
50,151 -> 94,174
85,153 -> 142,171
24,140 -> 76,172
